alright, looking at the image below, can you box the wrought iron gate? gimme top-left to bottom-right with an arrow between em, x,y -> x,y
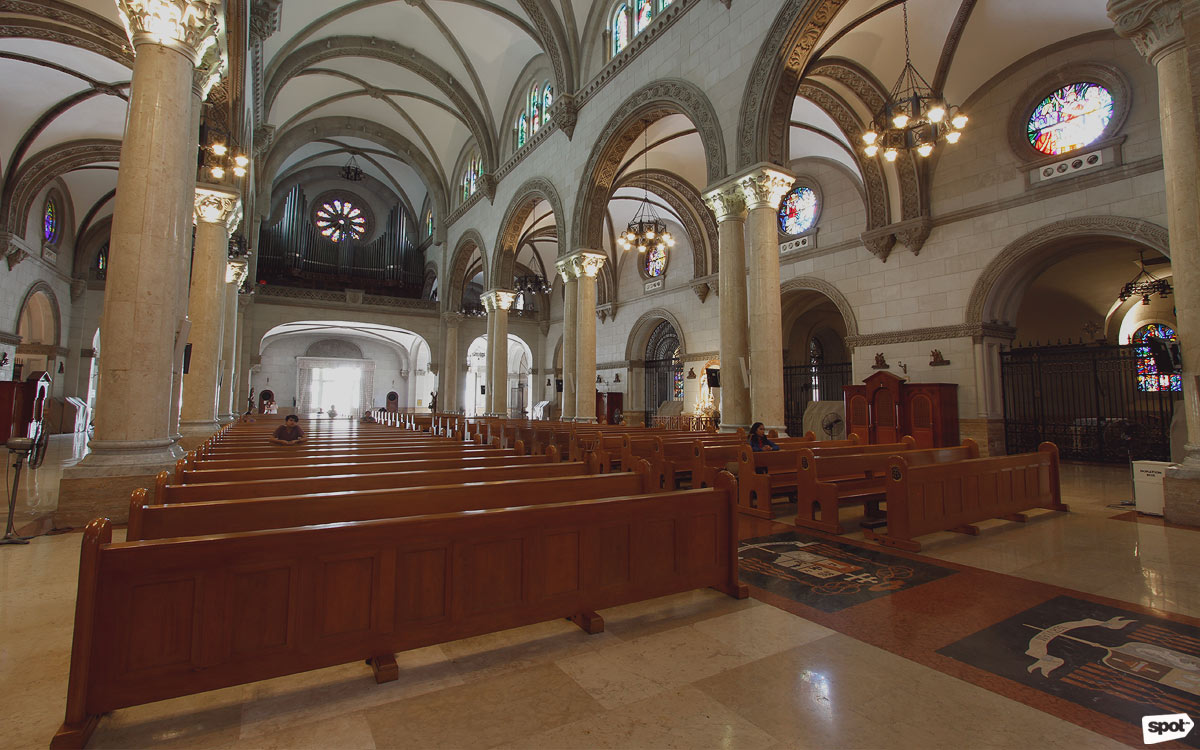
783,362 -> 852,437
1001,344 -> 1178,463
644,356 -> 682,426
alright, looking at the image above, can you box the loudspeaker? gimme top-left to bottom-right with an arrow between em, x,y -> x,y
556,379 -> 564,393
705,368 -> 720,388
182,343 -> 192,374
480,385 -> 486,395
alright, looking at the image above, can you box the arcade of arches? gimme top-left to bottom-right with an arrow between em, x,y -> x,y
4,0 -> 1200,748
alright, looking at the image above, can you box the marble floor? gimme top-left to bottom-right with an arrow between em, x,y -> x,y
0,438 -> 1193,749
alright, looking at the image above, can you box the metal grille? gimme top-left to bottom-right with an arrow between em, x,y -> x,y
644,356 -> 682,426
1001,344 -> 1178,463
783,362 -> 852,437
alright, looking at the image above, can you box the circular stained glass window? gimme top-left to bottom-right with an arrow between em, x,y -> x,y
644,244 -> 667,277
43,200 -> 57,243
1027,82 -> 1114,156
314,199 -> 366,242
778,186 -> 817,235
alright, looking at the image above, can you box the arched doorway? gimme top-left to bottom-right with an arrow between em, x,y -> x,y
15,284 -> 60,382
464,333 -> 534,417
972,220 -> 1180,462
643,320 -> 683,427
781,281 -> 854,437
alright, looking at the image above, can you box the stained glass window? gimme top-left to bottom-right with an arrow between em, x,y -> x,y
671,346 -> 683,399
1133,323 -> 1182,392
644,244 -> 667,277
613,5 -> 629,55
777,186 -> 818,235
43,200 -> 57,243
1027,82 -> 1114,156
517,113 -> 527,148
543,84 -> 553,113
634,0 -> 653,33
425,210 -> 433,238
314,199 -> 366,242
461,154 -> 481,202
96,242 -> 108,280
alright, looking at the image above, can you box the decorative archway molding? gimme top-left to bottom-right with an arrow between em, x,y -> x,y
2,139 -> 120,235
14,280 -> 61,346
623,307 -> 689,362
735,0 -> 850,169
491,176 -> 566,288
445,229 -> 488,313
965,215 -> 1171,328
779,277 -> 860,339
262,117 -> 449,246
570,78 -> 727,251
613,168 -> 717,280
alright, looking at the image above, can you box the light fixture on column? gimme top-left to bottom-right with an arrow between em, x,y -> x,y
204,135 -> 249,180
861,2 -> 967,161
514,274 -> 551,294
617,119 -> 674,255
1119,251 -> 1172,306
341,153 -> 366,182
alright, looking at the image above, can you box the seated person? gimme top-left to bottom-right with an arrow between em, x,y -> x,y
269,414 -> 306,446
360,411 -> 377,423
748,422 -> 780,452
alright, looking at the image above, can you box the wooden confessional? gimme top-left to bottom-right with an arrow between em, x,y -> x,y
843,371 -> 959,448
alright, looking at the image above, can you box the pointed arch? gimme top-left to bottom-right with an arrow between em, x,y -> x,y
2,139 -> 121,235
446,229 -> 489,313
491,177 -> 566,288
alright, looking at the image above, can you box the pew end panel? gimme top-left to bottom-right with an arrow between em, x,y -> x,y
713,470 -> 750,600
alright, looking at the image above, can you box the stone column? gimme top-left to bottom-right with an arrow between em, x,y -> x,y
739,165 -> 795,433
483,310 -> 495,414
556,260 -> 579,420
483,290 -> 515,417
561,250 -> 607,422
1111,0 -> 1200,515
81,0 -> 220,464
703,183 -> 751,432
442,313 -> 462,413
217,257 -> 248,422
180,185 -> 241,444
168,82 -> 204,444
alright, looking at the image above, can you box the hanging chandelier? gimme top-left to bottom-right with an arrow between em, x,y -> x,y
341,153 -> 365,182
862,2 -> 967,162
618,119 -> 674,255
514,274 -> 551,294
1119,252 -> 1172,306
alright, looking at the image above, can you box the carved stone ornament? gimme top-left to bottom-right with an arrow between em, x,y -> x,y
225,258 -> 249,286
702,183 -> 747,222
860,227 -> 897,262
560,250 -> 608,280
0,232 -> 31,271
930,349 -> 950,367
194,185 -> 243,231
481,289 -> 516,312
871,352 -> 890,370
1108,0 -> 1184,64
70,278 -> 86,301
249,0 -> 282,43
893,215 -> 933,256
737,165 -> 796,211
692,282 -> 710,303
550,92 -> 579,140
116,0 -> 221,63
479,173 -> 498,203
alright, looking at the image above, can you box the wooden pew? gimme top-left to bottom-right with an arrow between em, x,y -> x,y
648,432 -> 822,489
53,479 -> 746,748
793,440 -> 980,534
179,453 -> 558,484
864,443 -> 1068,552
155,447 -> 574,504
130,465 -> 664,539
185,446 -> 518,472
734,437 -> 918,519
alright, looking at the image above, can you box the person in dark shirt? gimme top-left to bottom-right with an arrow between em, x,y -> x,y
748,422 -> 780,452
270,415 -> 306,445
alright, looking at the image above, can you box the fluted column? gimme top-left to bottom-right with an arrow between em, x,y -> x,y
442,313 -> 463,413
180,186 -> 241,441
483,289 -> 515,417
556,259 -> 579,420
703,184 -> 751,432
218,256 -> 248,422
562,250 -> 607,422
740,166 -> 795,433
1111,0 -> 1200,494
85,0 -> 220,462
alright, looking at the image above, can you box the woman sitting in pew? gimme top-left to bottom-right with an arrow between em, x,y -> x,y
269,414 -> 306,446
748,422 -> 780,452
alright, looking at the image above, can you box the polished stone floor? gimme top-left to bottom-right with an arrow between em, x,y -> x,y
0,436 -> 1188,749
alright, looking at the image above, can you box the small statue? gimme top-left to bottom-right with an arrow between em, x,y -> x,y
871,352 -> 890,370
430,391 -> 438,413
930,349 -> 950,366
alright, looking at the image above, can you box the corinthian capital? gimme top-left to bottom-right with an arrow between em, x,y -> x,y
482,289 -> 516,313
225,257 -> 248,285
194,185 -> 242,231
1108,0 -> 1184,64
736,164 -> 796,211
702,183 -> 747,222
557,250 -> 607,280
117,0 -> 221,64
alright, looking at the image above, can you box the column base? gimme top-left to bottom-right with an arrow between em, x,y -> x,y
178,420 -> 221,451
57,439 -> 183,527
218,413 -> 238,424
720,423 -> 748,434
